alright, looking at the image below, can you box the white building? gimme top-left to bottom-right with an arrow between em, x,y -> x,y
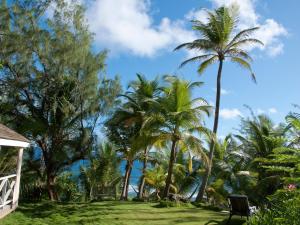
0,123 -> 30,219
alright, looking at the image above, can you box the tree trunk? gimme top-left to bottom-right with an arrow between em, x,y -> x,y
189,182 -> 200,200
90,184 -> 95,200
46,174 -> 58,201
163,140 -> 177,199
125,165 -> 132,200
196,59 -> 223,202
120,160 -> 132,200
137,147 -> 148,200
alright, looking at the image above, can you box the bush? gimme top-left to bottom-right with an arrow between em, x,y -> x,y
247,189 -> 300,225
56,172 -> 81,202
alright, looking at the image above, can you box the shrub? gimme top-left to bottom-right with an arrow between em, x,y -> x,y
247,189 -> 300,225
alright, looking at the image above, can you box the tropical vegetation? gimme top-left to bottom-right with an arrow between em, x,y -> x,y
0,1 -> 298,225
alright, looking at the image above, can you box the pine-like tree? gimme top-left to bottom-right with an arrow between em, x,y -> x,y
0,1 -> 120,200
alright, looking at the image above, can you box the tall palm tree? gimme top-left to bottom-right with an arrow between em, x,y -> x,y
147,76 -> 211,198
104,108 -> 141,200
105,75 -> 160,200
174,6 -> 263,201
121,74 -> 161,200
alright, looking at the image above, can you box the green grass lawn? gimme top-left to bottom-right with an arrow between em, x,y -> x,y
0,201 -> 246,225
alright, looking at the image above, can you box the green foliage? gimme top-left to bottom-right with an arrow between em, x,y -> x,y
209,135 -> 256,205
286,110 -> 300,147
153,76 -> 211,198
258,147 -> 300,185
0,146 -> 17,175
206,179 -> 228,207
247,190 -> 300,225
56,172 -> 80,202
80,142 -> 121,201
0,0 -> 120,200
234,113 -> 286,201
144,165 -> 166,200
175,6 -> 262,79
20,147 -> 48,201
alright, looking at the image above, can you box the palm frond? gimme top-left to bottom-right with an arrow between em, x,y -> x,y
225,48 -> 253,62
198,56 -> 218,74
228,27 -> 260,47
229,38 -> 264,49
179,54 -> 215,68
175,39 -> 215,51
230,57 -> 256,83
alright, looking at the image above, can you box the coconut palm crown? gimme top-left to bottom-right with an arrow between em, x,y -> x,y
175,6 -> 263,202
175,6 -> 263,79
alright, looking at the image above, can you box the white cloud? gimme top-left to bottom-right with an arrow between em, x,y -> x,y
267,43 -> 284,57
47,0 -> 287,58
257,108 -> 265,114
187,0 -> 288,57
86,0 -> 196,57
268,107 -> 278,114
213,88 -> 231,95
186,8 -> 209,23
256,107 -> 278,114
221,89 -> 230,95
220,108 -> 243,119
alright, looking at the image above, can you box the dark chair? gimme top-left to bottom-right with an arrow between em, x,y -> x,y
227,194 -> 256,224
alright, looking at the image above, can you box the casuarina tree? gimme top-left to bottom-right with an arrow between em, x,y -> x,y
0,1 -> 120,200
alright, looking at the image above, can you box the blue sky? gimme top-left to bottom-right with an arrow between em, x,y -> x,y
76,0 -> 300,137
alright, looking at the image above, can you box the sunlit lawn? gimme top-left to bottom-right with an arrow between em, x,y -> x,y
0,201 -> 245,225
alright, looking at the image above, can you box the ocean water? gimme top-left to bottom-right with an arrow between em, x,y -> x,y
70,159 -> 143,189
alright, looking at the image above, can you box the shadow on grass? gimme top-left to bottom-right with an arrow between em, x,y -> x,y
14,201 -> 245,225
204,218 -> 245,225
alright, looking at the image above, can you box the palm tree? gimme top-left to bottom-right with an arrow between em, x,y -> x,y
209,135 -> 256,204
80,142 -> 121,200
104,109 -> 141,200
236,114 -> 286,199
144,166 -> 166,200
286,109 -> 300,148
147,76 -> 211,198
174,6 -> 263,202
120,74 -> 161,200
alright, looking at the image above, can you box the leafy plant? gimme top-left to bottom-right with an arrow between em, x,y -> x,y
247,190 -> 300,225
80,142 -> 121,201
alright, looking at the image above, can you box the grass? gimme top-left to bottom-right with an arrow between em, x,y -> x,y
0,201 -> 245,225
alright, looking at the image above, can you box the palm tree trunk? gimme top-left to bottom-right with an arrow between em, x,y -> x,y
120,160 -> 132,200
125,165 -> 132,200
90,184 -> 95,200
189,182 -> 200,200
196,59 -> 223,202
137,147 -> 148,200
163,140 -> 177,199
